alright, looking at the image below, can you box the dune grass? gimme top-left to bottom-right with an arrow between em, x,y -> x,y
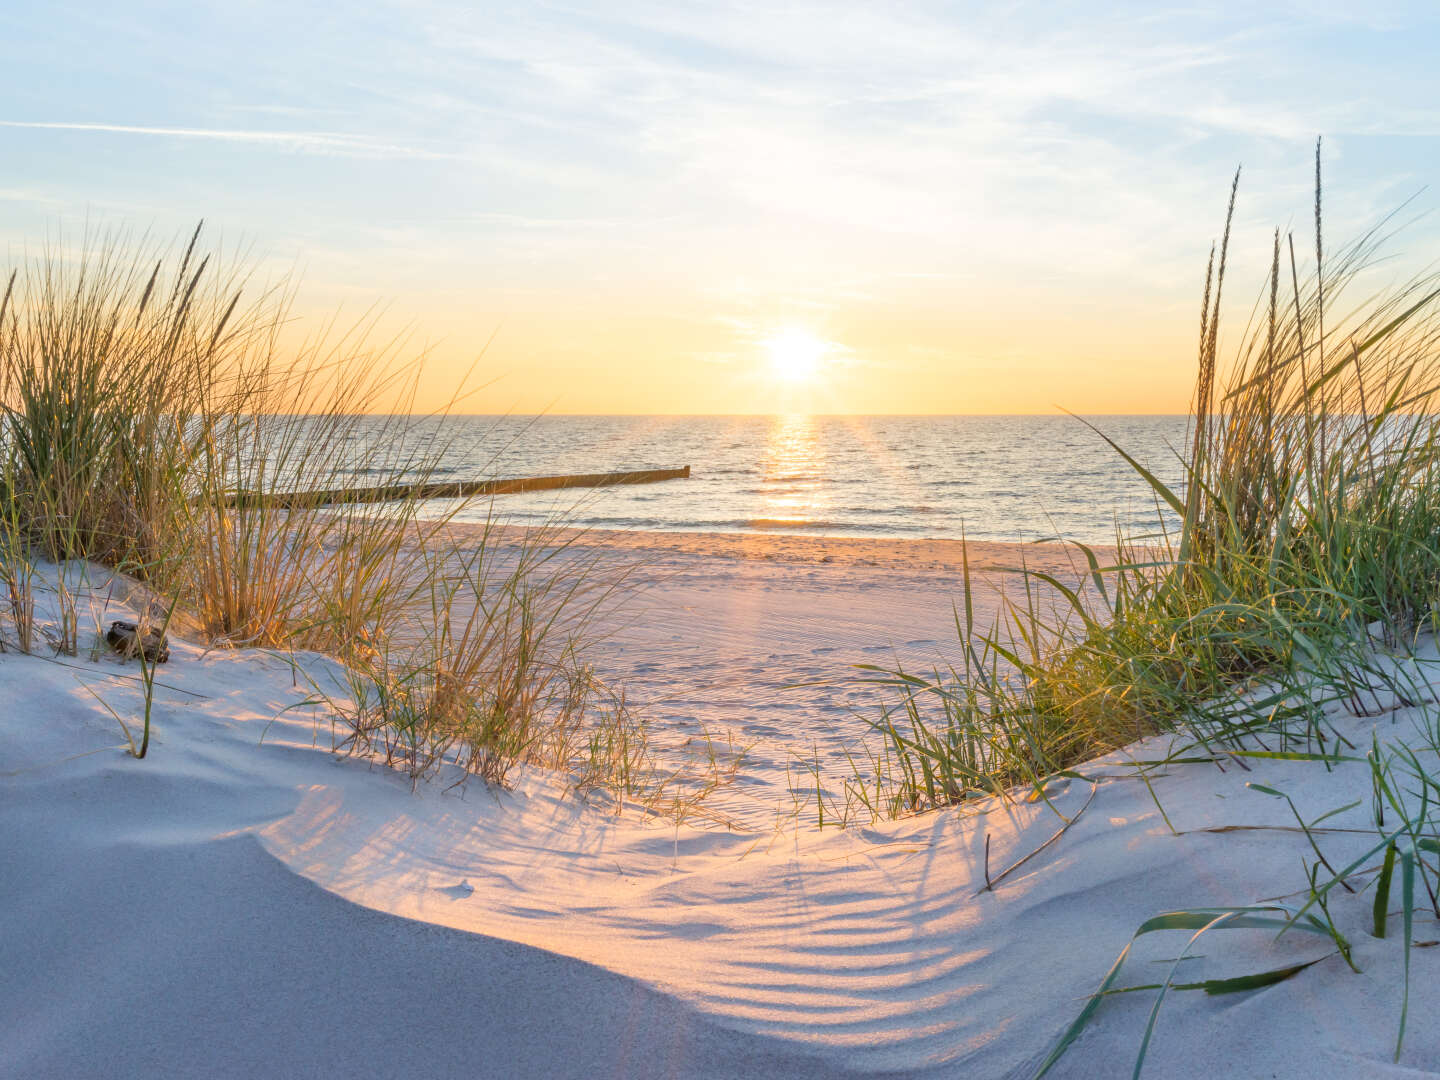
0,223 -> 697,806
825,144 -> 1440,1074
844,150 -> 1440,821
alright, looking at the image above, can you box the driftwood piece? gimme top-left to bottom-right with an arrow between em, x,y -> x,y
216,465 -> 692,511
106,620 -> 170,664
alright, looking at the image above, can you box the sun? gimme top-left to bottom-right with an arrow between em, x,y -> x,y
763,328 -> 828,382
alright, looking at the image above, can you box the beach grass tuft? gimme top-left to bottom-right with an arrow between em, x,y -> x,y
847,145 -> 1440,820
831,143 -> 1440,1074
0,223 -> 668,802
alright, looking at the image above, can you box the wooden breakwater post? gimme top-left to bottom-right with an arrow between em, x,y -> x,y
218,465 -> 692,510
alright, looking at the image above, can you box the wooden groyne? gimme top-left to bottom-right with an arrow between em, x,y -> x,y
219,465 -> 691,510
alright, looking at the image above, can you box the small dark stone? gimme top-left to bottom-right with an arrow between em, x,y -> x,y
820,555 -> 835,563
106,620 -> 170,664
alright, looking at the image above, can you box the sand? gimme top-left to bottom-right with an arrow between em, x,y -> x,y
4,538 -> 1440,1078
453,526 -> 1103,828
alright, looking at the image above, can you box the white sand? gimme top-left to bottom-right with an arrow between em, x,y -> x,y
464,527 -> 1101,829
5,544 -> 1440,1078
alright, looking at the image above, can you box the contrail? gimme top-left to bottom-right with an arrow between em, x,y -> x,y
0,120 -> 439,157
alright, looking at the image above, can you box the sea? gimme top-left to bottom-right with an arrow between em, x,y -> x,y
346,414 -> 1192,546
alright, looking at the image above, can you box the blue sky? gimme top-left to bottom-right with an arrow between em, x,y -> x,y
3,2 -> 1439,412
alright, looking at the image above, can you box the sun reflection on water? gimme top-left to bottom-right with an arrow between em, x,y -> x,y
753,414 -> 828,530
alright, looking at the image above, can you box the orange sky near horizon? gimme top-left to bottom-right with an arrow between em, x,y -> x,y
378,286 -> 1203,416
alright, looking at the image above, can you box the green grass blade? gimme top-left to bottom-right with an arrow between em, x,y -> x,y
1133,913 -> 1232,1078
1033,940 -> 1135,1078
1036,907 -> 1333,1077
1192,955 -> 1332,994
1373,842 -> 1397,939
1397,848 -> 1415,1061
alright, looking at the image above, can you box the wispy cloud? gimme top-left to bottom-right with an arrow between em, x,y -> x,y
0,121 -> 446,159
0,2 -> 1437,411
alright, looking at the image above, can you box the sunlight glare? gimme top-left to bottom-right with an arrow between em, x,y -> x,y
764,328 -> 829,382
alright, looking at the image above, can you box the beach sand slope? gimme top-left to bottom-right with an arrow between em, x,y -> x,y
4,555 -> 1440,1078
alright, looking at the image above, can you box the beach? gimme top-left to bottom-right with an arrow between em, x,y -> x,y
462,527 -> 1102,828
6,536 -> 1440,1078
5,12 -> 1434,1074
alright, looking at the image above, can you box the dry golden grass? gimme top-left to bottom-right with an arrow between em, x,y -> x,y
0,222 -> 702,805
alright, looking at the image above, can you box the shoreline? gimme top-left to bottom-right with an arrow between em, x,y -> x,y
451,520 -> 1114,576
421,521 -> 1113,831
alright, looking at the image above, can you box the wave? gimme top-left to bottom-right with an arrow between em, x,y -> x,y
743,518 -> 856,531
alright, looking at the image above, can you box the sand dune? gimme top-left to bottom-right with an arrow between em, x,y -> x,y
4,546 -> 1439,1078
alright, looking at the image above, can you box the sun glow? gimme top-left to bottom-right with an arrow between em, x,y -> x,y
763,328 -> 829,382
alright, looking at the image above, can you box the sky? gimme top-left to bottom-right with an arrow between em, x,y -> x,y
3,1 -> 1440,414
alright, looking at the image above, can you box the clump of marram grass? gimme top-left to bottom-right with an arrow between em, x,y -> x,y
0,225 -> 228,570
845,144 -> 1440,821
829,143 -> 1440,1075
293,512 -> 746,817
0,222 -> 672,803
314,516 -> 626,787
0,221 -> 482,657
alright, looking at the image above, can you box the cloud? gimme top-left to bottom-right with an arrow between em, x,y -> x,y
3,1 -> 1437,330
0,121 -> 446,159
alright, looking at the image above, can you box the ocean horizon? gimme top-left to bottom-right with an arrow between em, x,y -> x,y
352,413 -> 1193,545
